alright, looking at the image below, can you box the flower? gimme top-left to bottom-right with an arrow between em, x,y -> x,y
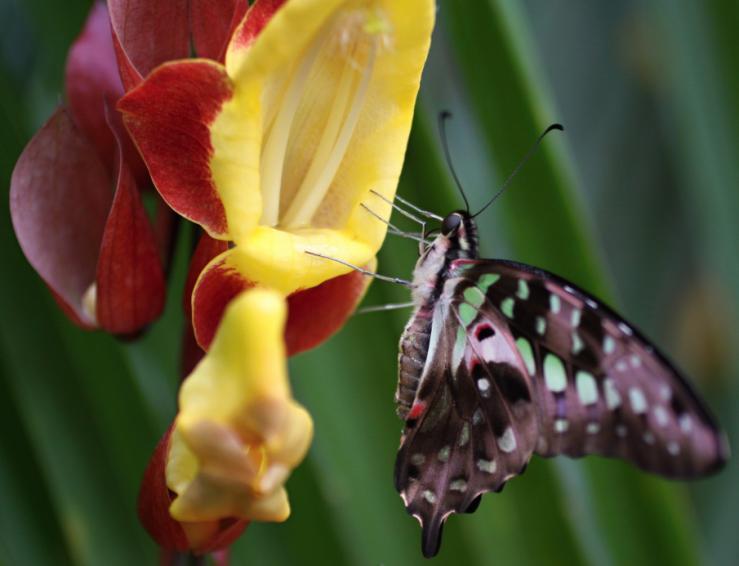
139,288 -> 312,552
9,0 -> 248,335
118,0 -> 435,348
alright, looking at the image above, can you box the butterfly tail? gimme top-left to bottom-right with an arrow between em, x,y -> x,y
421,512 -> 445,558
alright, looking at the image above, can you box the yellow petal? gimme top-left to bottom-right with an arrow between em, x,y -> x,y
208,0 -> 434,289
167,288 -> 313,523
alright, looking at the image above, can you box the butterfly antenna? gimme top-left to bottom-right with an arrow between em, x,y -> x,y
472,123 -> 564,218
439,111 -> 471,214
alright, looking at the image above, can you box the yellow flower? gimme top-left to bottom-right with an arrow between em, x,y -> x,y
120,0 -> 435,295
166,288 -> 313,523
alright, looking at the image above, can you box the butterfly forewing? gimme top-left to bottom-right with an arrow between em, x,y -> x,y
453,259 -> 728,478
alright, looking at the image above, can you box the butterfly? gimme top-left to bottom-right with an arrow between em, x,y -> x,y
393,207 -> 729,558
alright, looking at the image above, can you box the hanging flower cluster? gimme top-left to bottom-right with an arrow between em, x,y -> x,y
10,0 -> 434,557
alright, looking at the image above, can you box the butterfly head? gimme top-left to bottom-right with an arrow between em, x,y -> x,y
438,210 -> 479,258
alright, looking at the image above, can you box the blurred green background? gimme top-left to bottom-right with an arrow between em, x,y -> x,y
1,0 -> 737,564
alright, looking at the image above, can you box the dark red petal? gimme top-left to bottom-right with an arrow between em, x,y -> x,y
111,31 -> 143,92
192,253 -> 252,351
138,428 -> 190,552
10,108 -> 112,328
118,61 -> 232,237
229,0 -> 286,52
108,0 -> 190,86
191,0 -> 249,61
285,269 -> 370,356
95,108 -> 166,334
65,1 -> 123,171
192,256 -> 369,355
184,233 -> 229,321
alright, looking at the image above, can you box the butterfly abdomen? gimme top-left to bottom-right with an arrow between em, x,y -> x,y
396,309 -> 433,419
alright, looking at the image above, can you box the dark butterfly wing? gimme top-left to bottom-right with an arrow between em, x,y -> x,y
394,278 -> 539,557
452,258 -> 729,478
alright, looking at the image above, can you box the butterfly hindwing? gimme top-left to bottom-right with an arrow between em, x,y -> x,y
394,277 -> 538,557
452,258 -> 728,478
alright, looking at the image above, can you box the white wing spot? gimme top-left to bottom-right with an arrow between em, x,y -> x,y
422,490 -> 437,504
517,279 -> 530,300
564,285 -> 576,295
667,441 -> 681,456
679,414 -> 693,434
554,419 -> 569,433
458,423 -> 470,447
643,431 -> 655,445
604,378 -> 621,409
618,322 -> 633,336
411,454 -> 426,466
497,427 -> 517,453
477,378 -> 491,397
654,406 -> 669,427
536,316 -> 547,336
629,387 -> 648,414
438,446 -> 451,462
571,309 -> 582,327
572,332 -> 585,355
630,355 -> 642,368
586,298 -> 598,309
476,459 -> 497,474
603,335 -> 616,355
616,360 -> 628,372
586,422 -> 601,435
550,294 -> 561,314
449,479 -> 468,492
472,409 -> 484,425
616,424 -> 628,438
659,385 -> 672,401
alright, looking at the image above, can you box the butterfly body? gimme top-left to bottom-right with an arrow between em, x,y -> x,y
394,211 -> 728,558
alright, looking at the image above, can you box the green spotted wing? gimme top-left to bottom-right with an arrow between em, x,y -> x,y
394,258 -> 728,558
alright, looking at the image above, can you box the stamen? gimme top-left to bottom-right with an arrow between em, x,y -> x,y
361,203 -> 428,244
357,301 -> 415,314
369,189 -> 428,227
394,194 -> 443,221
260,34 -> 323,226
305,250 -> 411,287
282,37 -> 378,228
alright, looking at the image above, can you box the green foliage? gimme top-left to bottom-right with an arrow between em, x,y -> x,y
1,1 -> 736,564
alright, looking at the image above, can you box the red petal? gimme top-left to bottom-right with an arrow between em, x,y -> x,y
95,108 -> 166,334
180,233 -> 227,378
111,31 -> 143,92
118,61 -> 232,237
10,108 -> 112,328
285,269 -> 370,356
138,427 -> 190,552
108,0 -> 190,86
181,322 -> 206,379
192,254 -> 369,355
65,1 -> 123,171
191,0 -> 249,61
229,0 -> 286,52
184,233 -> 229,321
192,252 -> 252,351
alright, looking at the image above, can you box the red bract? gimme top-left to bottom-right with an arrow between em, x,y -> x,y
10,0 -> 248,336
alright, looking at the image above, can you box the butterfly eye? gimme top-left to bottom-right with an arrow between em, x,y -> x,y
441,213 -> 462,236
